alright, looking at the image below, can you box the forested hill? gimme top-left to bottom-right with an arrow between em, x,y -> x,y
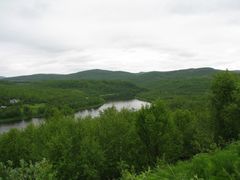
2,68 -> 227,103
0,76 -> 5,79
2,69 -> 135,82
3,67 -> 219,82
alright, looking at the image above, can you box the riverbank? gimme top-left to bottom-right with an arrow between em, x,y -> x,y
0,96 -> 142,124
0,99 -> 149,133
0,118 -> 43,134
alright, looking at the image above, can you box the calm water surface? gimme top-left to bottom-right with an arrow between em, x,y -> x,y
0,118 -> 43,134
75,99 -> 150,118
0,99 -> 149,133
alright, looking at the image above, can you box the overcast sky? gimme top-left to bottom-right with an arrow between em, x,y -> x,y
0,0 -> 240,77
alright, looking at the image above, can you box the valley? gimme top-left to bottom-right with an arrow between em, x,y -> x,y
0,68 -> 239,179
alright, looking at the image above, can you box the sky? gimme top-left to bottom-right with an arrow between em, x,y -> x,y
0,0 -> 240,77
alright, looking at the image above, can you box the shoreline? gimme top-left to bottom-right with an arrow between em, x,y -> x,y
0,96 -> 146,124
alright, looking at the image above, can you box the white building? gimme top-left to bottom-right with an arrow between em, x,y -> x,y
9,99 -> 20,104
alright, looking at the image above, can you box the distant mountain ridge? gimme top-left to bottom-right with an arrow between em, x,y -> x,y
2,67 -> 220,82
1,67 -> 229,102
0,76 -> 5,79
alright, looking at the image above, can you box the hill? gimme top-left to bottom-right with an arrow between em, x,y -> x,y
0,76 -> 5,79
136,68 -> 221,101
2,68 -> 222,102
4,67 -> 219,82
2,74 -> 65,82
3,69 -> 135,82
68,69 -> 136,80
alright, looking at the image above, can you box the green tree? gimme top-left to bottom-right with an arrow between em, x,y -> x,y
136,100 -> 177,164
96,108 -> 142,178
23,106 -> 33,120
172,110 -> 196,159
211,71 -> 240,142
0,159 -> 56,180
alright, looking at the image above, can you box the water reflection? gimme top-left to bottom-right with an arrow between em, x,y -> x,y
0,99 -> 149,133
0,118 -> 43,134
75,99 -> 150,118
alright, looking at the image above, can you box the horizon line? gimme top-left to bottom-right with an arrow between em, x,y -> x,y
1,67 -> 232,78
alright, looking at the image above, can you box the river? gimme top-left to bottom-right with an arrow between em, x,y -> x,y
75,99 -> 150,118
0,99 -> 149,134
0,118 -> 43,134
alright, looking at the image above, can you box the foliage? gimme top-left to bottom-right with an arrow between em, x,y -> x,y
0,70 -> 239,179
136,101 -> 180,164
0,101 -> 216,179
0,80 -> 142,122
211,71 -> 240,142
0,159 -> 56,180
122,141 -> 240,180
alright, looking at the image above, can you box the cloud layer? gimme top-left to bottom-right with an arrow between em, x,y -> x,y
0,0 -> 240,76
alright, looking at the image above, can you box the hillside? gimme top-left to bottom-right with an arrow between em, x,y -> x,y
123,141 -> 240,180
3,69 -> 134,82
68,69 -> 136,80
3,68 -> 219,82
2,74 -> 66,82
0,76 -> 5,79
1,68 -> 222,103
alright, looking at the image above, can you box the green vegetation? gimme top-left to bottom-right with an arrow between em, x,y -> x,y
0,159 -> 56,179
0,69 -> 239,179
3,68 -> 222,109
3,68 -> 219,82
0,68 -> 220,123
122,141 -> 240,180
0,80 -> 142,122
211,71 -> 240,142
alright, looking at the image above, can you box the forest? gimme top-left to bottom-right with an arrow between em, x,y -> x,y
0,68 -> 217,123
0,69 -> 239,179
0,80 -> 142,123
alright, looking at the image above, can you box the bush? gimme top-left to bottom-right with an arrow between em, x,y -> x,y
123,141 -> 240,180
0,159 -> 56,180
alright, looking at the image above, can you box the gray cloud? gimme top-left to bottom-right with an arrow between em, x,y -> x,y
167,0 -> 240,14
0,0 -> 240,76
